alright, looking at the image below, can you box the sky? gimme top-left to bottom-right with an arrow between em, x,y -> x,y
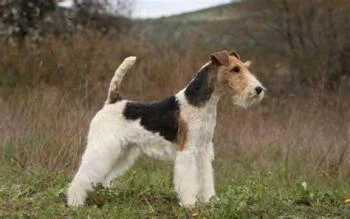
133,0 -> 231,18
57,0 -> 232,19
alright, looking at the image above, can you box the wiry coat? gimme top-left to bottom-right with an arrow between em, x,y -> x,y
67,51 -> 265,207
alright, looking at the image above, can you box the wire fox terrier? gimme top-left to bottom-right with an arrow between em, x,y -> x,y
67,50 -> 265,207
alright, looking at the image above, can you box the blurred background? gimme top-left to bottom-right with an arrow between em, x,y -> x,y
0,0 -> 349,180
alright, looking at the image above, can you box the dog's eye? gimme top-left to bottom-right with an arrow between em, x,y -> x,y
231,66 -> 240,73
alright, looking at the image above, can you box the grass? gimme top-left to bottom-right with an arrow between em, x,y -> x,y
1,150 -> 349,218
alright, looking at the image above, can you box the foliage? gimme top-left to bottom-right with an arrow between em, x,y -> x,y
0,0 -> 132,43
0,155 -> 349,217
0,0 -> 56,42
246,0 -> 350,88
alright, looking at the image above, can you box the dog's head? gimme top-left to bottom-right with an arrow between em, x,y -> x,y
210,50 -> 265,107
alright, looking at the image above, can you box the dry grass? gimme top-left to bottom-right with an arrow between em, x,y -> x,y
0,31 -> 349,181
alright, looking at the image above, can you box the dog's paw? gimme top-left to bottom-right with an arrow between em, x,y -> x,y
198,193 -> 218,203
210,195 -> 220,202
58,187 -> 68,205
179,199 -> 197,209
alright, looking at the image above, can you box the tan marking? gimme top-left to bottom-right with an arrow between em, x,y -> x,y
211,51 -> 230,66
176,113 -> 188,151
106,86 -> 120,104
244,60 -> 252,68
209,51 -> 253,95
228,50 -> 241,60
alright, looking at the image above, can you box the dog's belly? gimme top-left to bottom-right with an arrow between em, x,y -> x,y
133,129 -> 177,161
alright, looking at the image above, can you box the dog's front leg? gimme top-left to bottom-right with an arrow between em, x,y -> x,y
174,146 -> 199,207
197,141 -> 216,202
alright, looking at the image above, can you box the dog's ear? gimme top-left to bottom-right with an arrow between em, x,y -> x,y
228,51 -> 240,60
244,60 -> 252,68
211,50 -> 229,66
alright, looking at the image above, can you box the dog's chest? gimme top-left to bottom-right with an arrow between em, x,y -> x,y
200,110 -> 217,144
181,103 -> 217,146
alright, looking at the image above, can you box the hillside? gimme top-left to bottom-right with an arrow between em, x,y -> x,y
129,1 -> 261,70
148,2 -> 250,22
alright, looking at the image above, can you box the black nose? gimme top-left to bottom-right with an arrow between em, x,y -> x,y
255,86 -> 263,95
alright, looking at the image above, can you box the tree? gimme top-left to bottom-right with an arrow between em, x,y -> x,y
0,0 -> 134,42
72,0 -> 133,31
246,0 -> 350,89
0,0 -> 56,43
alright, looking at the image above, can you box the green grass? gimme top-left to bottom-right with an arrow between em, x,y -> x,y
0,151 -> 349,218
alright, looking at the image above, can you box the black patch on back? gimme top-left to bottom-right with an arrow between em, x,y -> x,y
184,65 -> 213,107
123,96 -> 179,142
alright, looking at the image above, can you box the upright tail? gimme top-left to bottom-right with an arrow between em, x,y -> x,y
105,56 -> 137,104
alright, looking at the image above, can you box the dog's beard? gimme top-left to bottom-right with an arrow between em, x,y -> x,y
232,91 -> 264,108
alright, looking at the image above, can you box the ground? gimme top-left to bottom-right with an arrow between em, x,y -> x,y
0,150 -> 349,218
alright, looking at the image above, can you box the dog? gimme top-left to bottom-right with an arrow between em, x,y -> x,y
66,50 -> 265,207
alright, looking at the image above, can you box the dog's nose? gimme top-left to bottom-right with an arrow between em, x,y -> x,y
255,86 -> 263,95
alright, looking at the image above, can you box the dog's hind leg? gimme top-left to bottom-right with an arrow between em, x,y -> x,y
103,144 -> 141,188
67,139 -> 124,207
